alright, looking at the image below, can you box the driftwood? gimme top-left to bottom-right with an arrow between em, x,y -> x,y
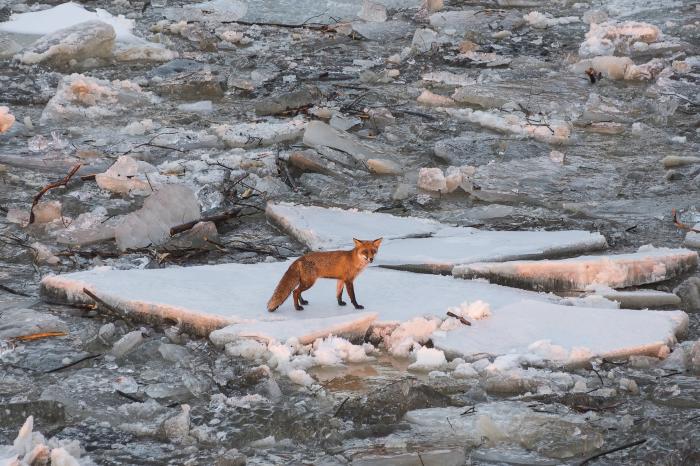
169,208 -> 242,236
28,163 -> 81,224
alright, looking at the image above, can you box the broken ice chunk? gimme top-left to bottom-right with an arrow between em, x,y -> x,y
214,119 -> 306,148
95,155 -> 158,196
358,0 -> 387,22
523,11 -> 579,29
303,120 -> 385,163
417,167 -> 447,192
0,106 -> 16,133
579,20 -> 661,58
685,225 -> 700,249
412,28 -> 437,53
590,288 -> 682,309
114,184 -> 201,251
254,86 -> 321,116
454,247 -> 698,291
31,200 -> 62,224
18,20 -> 116,68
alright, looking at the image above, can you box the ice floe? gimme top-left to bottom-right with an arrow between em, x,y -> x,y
454,246 -> 698,291
266,202 -> 607,272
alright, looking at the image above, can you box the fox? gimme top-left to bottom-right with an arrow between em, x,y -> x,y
267,238 -> 383,312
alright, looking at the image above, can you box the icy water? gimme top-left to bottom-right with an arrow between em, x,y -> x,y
1,0 -> 700,464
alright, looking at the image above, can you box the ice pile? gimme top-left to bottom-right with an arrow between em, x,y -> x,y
523,11 -> 579,29
40,74 -> 159,124
213,118 -> 306,148
579,20 -> 662,57
266,202 -> 607,272
454,246 -> 698,291
0,416 -> 91,466
95,155 -> 158,196
0,106 -> 15,133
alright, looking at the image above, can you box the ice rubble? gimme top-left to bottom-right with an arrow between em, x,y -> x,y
95,155 -> 158,196
523,11 -> 579,29
405,402 -> 603,459
579,20 -> 662,57
40,74 -> 158,125
302,120 -> 386,162
0,416 -> 90,466
266,202 -> 607,272
454,247 -> 698,291
685,224 -> 700,249
445,108 -> 571,145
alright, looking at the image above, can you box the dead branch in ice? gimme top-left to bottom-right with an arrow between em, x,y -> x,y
578,438 -> 647,466
83,287 -> 136,328
672,208 -> 700,233
169,208 -> 242,236
28,163 -> 81,225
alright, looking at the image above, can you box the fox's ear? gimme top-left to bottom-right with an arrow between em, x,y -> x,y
372,237 -> 383,247
353,238 -> 362,248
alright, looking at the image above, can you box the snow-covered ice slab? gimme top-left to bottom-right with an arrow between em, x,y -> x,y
433,300 -> 687,364
266,202 -> 607,272
41,261 -> 551,337
591,288 -> 682,309
454,247 -> 698,291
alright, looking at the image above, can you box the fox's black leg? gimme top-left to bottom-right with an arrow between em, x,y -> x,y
292,288 -> 304,311
336,280 -> 347,306
299,294 -> 309,305
294,278 -> 316,311
345,281 -> 363,310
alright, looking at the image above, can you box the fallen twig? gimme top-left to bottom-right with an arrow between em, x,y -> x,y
0,283 -> 31,297
29,163 -> 81,224
116,390 -> 145,403
333,396 -> 350,417
672,208 -> 700,233
578,438 -> 646,465
169,208 -> 242,236
446,311 -> 471,326
11,332 -> 67,342
83,288 -> 135,328
45,353 -> 102,373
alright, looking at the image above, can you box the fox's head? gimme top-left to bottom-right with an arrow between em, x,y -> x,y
352,238 -> 383,264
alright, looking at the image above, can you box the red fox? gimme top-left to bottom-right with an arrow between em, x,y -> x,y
267,238 -> 383,312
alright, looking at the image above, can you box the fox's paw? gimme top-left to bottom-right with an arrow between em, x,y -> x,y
299,298 -> 309,305
338,300 -> 347,306
295,305 -> 304,311
353,304 -> 364,310
268,306 -> 278,313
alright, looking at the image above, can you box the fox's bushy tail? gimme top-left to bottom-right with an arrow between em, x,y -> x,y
267,262 -> 300,312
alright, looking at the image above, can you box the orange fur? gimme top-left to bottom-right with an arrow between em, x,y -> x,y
267,238 -> 382,312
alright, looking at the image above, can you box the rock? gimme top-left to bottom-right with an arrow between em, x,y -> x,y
358,0 -> 387,22
95,155 -> 158,196
18,20 -> 116,68
412,28 -> 437,53
418,167 -> 446,192
368,107 -> 395,130
367,158 -> 402,175
0,308 -> 68,340
254,86 -> 321,116
0,106 -> 16,132
674,277 -> 700,311
115,184 -> 201,251
150,60 -> 226,98
31,200 -> 62,224
166,221 -> 219,249
40,74 -> 157,124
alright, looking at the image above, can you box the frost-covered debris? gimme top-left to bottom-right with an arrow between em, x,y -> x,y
454,246 -> 698,291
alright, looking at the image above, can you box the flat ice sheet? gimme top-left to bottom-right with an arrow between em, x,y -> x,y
266,202 -> 608,272
434,300 -> 687,363
454,247 -> 698,291
41,261 -> 552,339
